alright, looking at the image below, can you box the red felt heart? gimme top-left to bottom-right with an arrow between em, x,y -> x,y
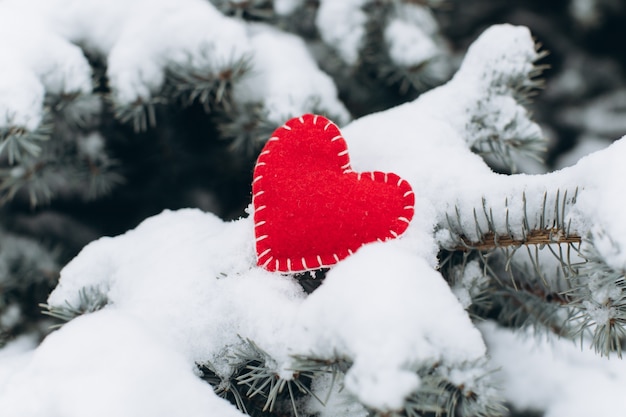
253,114 -> 414,273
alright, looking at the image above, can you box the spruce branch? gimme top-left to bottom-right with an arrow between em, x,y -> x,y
210,0 -> 275,21
199,339 -> 326,417
477,250 -> 577,337
45,92 -> 102,129
444,189 -> 580,253
0,129 -> 123,207
0,155 -> 63,207
361,0 -> 450,96
200,342 -> 505,417
40,285 -> 108,326
0,122 -> 52,165
566,232 -> 626,357
215,102 -> 280,157
467,41 -> 549,172
456,229 -> 581,252
111,96 -> 165,132
198,362 -> 250,414
165,52 -> 252,113
364,362 -> 506,417
0,232 -> 60,339
82,158 -> 126,201
439,189 -> 592,339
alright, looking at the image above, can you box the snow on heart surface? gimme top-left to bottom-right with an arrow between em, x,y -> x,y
252,114 -> 415,273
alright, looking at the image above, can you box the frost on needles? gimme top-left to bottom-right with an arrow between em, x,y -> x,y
3,6 -> 626,417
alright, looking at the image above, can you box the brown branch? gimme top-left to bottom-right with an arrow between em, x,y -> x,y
454,228 -> 581,252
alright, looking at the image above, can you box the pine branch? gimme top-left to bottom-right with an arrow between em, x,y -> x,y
444,189 -> 579,252
199,339 -> 327,417
455,229 -> 581,252
199,337 -> 505,417
566,231 -> 626,357
111,96 -> 165,132
165,53 -> 252,113
0,122 -> 52,165
40,285 -> 108,326
466,40 -> 549,172
361,0 -> 451,96
0,231 -> 60,339
210,0 -> 275,21
45,92 -> 102,129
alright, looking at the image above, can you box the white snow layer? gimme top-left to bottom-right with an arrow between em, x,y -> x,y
0,0 -> 346,131
482,321 -> 626,417
3,22 -> 626,417
234,25 -> 350,125
384,4 -> 441,68
0,310 -> 247,417
316,0 -> 369,66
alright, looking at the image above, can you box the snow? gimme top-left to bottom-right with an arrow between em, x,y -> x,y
1,0 -> 347,133
47,209 -> 304,373
304,374 -> 369,417
316,0 -> 368,66
450,260 -> 489,309
0,335 -> 37,392
292,243 -> 486,410
384,4 -> 442,68
3,18 -> 626,417
482,321 -> 626,417
0,4 -> 92,130
385,19 -> 438,68
0,310 -> 247,417
0,205 -> 484,415
234,24 -> 350,125
273,0 -> 305,16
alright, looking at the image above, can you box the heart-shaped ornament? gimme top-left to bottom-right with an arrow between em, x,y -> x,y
253,114 -> 414,273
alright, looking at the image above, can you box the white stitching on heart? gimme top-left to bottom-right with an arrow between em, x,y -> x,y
256,220 -> 266,227
252,175 -> 263,183
313,115 -> 318,125
397,178 -> 404,186
390,230 -> 399,238
287,258 -> 292,271
298,116 -> 305,124
253,190 -> 265,198
262,256 -> 273,268
302,257 -> 308,270
268,136 -> 279,142
316,255 -> 323,267
398,217 -> 411,224
258,248 -> 271,258
255,205 -> 267,211
324,121 -> 332,131
282,124 -> 292,131
331,135 -> 342,142
337,149 -> 349,156
341,163 -> 350,170
333,254 -> 340,262
404,190 -> 414,197
256,234 -> 269,242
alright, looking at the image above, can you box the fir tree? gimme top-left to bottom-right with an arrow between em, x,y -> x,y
1,1 -> 626,417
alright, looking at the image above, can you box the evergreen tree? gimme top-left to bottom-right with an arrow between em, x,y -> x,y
1,1 -> 626,417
